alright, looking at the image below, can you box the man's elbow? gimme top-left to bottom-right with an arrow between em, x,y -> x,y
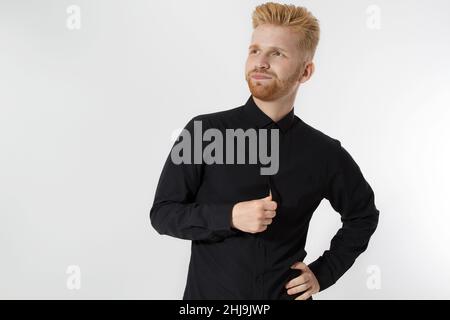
149,205 -> 165,235
370,208 -> 380,232
360,208 -> 380,239
346,207 -> 380,236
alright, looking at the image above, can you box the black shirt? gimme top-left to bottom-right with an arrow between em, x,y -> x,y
149,95 -> 379,300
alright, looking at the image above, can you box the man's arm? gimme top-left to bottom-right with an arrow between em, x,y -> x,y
149,116 -> 238,242
308,140 -> 380,292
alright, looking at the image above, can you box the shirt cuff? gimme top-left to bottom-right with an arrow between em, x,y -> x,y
208,203 -> 236,232
308,256 -> 335,292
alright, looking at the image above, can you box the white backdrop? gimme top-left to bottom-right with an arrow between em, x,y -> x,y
1,0 -> 450,299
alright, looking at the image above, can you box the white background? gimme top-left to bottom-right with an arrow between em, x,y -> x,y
1,0 -> 449,299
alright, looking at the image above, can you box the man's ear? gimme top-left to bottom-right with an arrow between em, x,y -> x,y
299,61 -> 315,84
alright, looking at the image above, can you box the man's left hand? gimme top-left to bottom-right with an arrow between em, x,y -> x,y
285,261 -> 320,300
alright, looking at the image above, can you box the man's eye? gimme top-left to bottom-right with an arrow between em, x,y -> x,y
273,51 -> 282,56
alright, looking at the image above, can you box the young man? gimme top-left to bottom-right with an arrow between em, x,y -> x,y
150,2 -> 379,300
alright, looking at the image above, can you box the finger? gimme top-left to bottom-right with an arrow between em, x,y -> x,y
287,282 -> 311,295
264,210 -> 276,218
295,289 -> 313,300
291,261 -> 308,270
262,218 -> 272,226
286,275 -> 309,289
263,200 -> 277,211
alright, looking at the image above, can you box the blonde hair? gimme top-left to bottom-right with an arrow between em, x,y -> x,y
252,2 -> 320,61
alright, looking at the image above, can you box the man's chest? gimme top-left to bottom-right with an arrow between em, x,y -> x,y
197,143 -> 326,207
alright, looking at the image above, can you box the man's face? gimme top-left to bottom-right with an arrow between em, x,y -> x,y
245,24 -> 306,101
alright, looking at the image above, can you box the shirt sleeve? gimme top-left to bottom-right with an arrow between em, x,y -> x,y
149,116 -> 239,242
308,140 -> 380,292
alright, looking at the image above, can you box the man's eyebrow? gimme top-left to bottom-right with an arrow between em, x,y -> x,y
248,44 -> 288,53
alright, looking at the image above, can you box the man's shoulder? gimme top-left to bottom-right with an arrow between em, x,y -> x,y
295,116 -> 342,152
293,118 -> 352,173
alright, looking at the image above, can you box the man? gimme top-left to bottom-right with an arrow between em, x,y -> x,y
150,2 -> 379,300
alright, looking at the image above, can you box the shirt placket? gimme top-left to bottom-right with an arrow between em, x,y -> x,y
253,122 -> 281,300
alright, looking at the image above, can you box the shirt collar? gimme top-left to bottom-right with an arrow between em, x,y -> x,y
242,95 -> 295,133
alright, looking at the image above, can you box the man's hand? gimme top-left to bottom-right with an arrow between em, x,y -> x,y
285,262 -> 320,300
231,192 -> 277,234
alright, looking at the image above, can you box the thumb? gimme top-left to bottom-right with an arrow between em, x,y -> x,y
262,190 -> 272,201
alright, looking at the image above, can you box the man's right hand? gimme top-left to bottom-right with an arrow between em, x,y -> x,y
231,192 -> 277,234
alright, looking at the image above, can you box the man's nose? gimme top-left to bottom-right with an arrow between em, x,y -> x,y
255,55 -> 270,70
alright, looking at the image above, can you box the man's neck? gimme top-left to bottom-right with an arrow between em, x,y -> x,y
253,94 -> 296,123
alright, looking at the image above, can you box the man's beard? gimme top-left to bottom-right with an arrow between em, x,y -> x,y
246,63 -> 303,101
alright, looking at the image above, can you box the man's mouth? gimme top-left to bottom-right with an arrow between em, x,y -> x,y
251,73 -> 273,80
